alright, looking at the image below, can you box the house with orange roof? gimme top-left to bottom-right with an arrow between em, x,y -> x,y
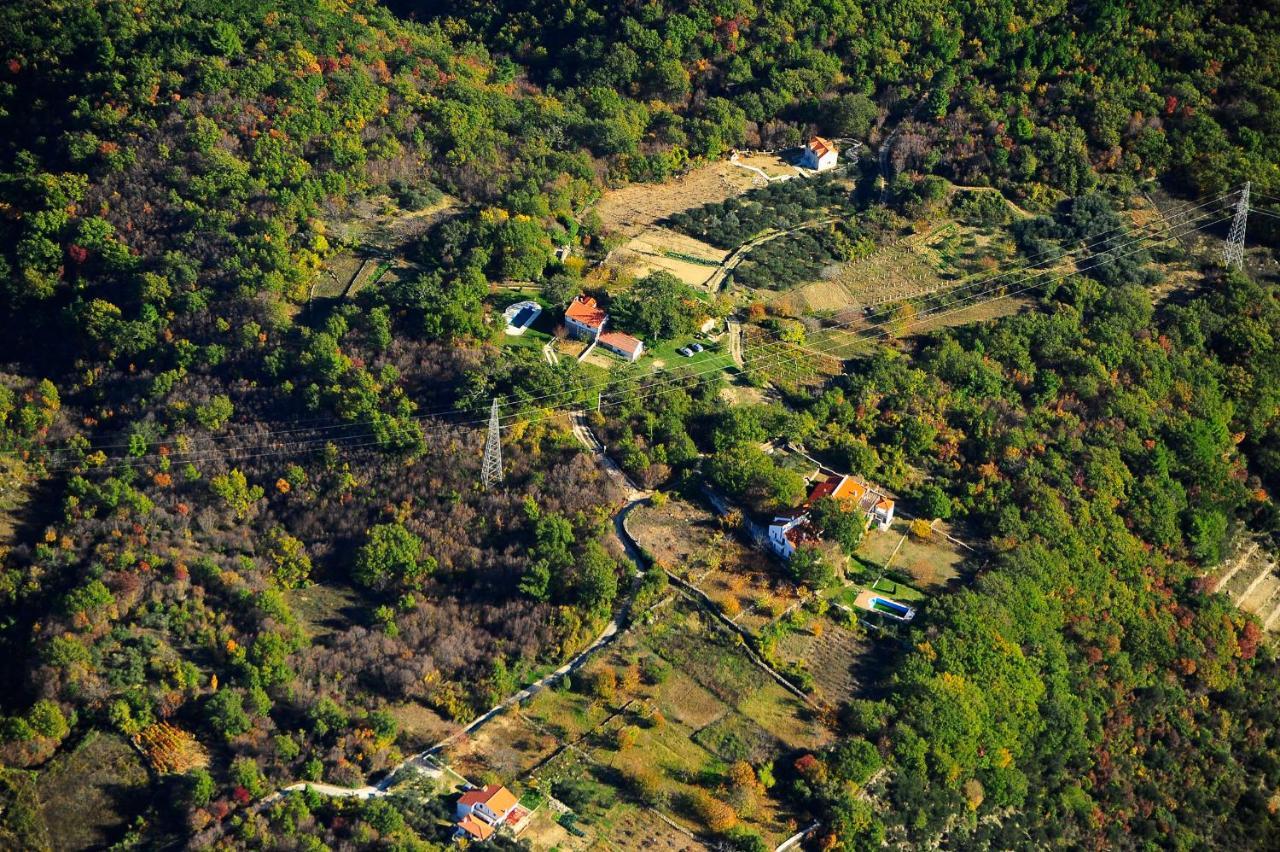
563,294 -> 607,340
563,295 -> 645,362
767,470 -> 895,558
801,136 -> 838,171
453,783 -> 531,841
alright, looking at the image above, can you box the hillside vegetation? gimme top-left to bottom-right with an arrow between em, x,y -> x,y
0,0 -> 1278,849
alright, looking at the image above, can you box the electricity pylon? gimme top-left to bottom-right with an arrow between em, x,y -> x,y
1223,181 -> 1250,269
481,397 -> 502,490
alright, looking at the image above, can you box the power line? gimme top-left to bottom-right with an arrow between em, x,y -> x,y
10,187 -> 1238,464
24,193 -> 1237,473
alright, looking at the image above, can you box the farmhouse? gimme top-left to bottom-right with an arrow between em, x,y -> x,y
563,294 -> 645,362
598,330 -> 644,362
768,471 -> 895,559
454,783 -> 531,841
801,136 -> 838,171
564,294 -> 607,339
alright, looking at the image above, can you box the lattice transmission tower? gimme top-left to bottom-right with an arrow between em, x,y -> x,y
481,397 -> 503,490
1223,181 -> 1251,269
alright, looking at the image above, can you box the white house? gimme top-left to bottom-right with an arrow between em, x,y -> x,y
564,294 -> 607,340
768,513 -> 810,559
801,136 -> 838,171
871,497 -> 895,532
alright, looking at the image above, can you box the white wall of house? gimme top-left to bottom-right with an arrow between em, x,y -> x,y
565,316 -> 603,340
768,516 -> 801,559
802,147 -> 837,171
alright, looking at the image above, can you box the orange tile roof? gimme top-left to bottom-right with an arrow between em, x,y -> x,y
565,295 -> 606,329
599,330 -> 643,355
875,497 -> 894,510
808,474 -> 865,505
460,784 -> 519,816
832,477 -> 866,502
809,136 -> 835,157
458,814 -> 495,840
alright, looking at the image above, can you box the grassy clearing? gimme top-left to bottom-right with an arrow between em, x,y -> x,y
869,577 -> 928,602
521,682 -> 613,744
36,731 -> 150,852
384,701 -> 457,753
285,582 -> 363,641
856,525 -> 905,567
889,533 -> 968,590
644,338 -> 735,375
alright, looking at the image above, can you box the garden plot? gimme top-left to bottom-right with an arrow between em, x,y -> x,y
517,600 -> 831,846
613,227 -> 728,290
1211,541 -> 1280,632
772,615 -> 871,707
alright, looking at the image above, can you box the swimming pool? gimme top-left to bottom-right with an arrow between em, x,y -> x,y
871,596 -> 916,621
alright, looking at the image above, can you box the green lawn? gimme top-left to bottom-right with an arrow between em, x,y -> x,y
826,578 -> 926,611
870,576 -> 927,602
643,337 -> 735,375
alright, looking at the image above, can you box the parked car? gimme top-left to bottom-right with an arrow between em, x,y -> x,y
677,347 -> 693,357
690,343 -> 704,353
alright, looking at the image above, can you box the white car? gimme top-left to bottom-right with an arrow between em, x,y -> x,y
677,347 -> 693,357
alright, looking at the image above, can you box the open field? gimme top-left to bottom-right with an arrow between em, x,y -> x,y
385,701 -> 458,753
594,161 -> 758,237
286,582 -> 363,641
889,521 -> 970,590
36,731 -> 151,851
855,517 -> 970,591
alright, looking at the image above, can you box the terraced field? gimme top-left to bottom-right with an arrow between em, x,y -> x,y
1211,540 -> 1280,632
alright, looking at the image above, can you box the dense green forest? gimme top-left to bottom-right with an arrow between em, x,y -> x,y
1,0 -> 1279,849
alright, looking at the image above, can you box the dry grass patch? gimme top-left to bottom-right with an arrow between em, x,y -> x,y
36,731 -> 150,852
594,161 -> 757,236
890,523 -> 969,590
440,709 -> 559,782
385,701 -> 457,752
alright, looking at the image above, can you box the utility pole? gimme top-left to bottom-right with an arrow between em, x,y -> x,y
481,397 -> 502,490
1223,181 -> 1250,270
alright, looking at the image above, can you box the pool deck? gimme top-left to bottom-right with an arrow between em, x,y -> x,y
853,588 -> 878,612
853,588 -> 915,620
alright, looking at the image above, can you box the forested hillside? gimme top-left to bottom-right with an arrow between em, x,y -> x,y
0,0 -> 1279,849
